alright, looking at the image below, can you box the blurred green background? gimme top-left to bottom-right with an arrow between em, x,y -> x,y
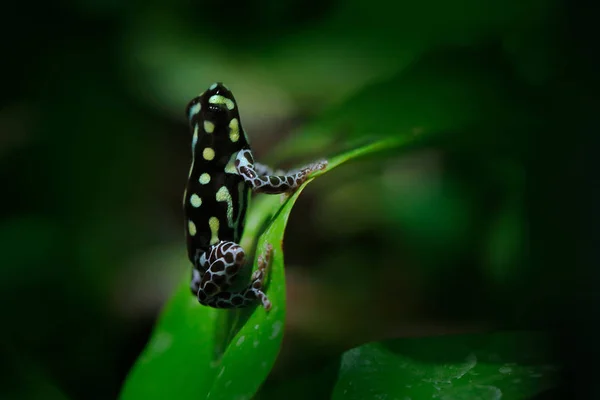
1,0 -> 597,398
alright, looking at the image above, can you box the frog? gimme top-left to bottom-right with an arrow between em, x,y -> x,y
183,82 -> 327,310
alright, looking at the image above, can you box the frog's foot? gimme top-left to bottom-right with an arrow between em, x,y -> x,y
249,243 -> 273,310
299,159 -> 328,175
196,242 -> 273,310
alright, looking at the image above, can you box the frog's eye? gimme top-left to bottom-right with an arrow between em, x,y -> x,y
205,83 -> 236,113
186,83 -> 239,133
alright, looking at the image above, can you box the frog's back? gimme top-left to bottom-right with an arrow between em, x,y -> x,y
183,83 -> 251,264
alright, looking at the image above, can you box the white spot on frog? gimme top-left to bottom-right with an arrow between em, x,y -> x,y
236,335 -> 245,346
190,193 -> 202,208
199,173 -> 211,185
189,103 -> 201,118
270,321 -> 282,340
253,340 -> 260,348
254,324 -> 259,330
499,366 -> 512,374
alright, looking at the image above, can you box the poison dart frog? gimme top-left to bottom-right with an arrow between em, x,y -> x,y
183,82 -> 327,310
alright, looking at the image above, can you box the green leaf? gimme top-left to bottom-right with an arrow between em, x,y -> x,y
118,279 -> 219,400
332,331 -> 559,400
120,134 -> 420,400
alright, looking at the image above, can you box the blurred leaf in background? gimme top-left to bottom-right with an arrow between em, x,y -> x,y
332,331 -> 558,400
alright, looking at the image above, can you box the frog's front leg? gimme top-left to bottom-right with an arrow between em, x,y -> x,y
236,150 -> 327,194
253,162 -> 285,177
195,241 -> 272,310
254,161 -> 321,177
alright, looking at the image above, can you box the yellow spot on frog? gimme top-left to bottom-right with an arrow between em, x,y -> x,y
216,186 -> 234,227
203,147 -> 215,161
224,152 -> 239,174
190,193 -> 202,208
188,220 -> 197,236
229,118 -> 240,142
208,94 -> 235,111
199,173 -> 211,184
204,120 -> 215,134
209,217 -> 220,245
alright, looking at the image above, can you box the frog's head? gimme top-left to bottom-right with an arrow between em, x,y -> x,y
186,83 -> 247,151
186,82 -> 239,129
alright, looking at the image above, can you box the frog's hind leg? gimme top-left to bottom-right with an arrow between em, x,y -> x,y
245,243 -> 273,310
190,267 -> 202,296
196,242 -> 273,310
196,241 -> 244,303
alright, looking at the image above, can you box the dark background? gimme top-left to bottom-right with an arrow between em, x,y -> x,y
1,0 -> 598,398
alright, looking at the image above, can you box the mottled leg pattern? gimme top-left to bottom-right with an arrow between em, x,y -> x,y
196,241 -> 244,302
236,150 -> 327,194
194,241 -> 273,310
254,162 -> 285,176
190,268 -> 201,295
247,244 -> 273,310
